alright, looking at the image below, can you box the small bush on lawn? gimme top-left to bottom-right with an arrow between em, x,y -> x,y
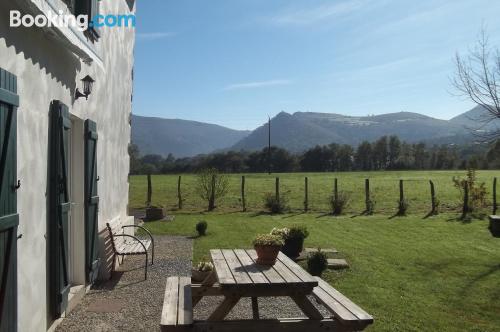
307,249 -> 328,276
397,198 -> 409,216
196,220 -> 208,236
263,192 -> 288,214
329,191 -> 350,215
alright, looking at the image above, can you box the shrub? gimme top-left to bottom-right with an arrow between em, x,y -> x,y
397,198 -> 409,216
263,192 -> 288,214
453,168 -> 487,212
288,225 -> 309,240
196,259 -> 214,272
253,234 -> 284,247
270,227 -> 290,240
196,220 -> 208,236
196,168 -> 229,211
329,191 -> 350,215
307,249 -> 328,276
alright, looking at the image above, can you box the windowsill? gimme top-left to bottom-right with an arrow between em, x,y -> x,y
18,0 -> 104,68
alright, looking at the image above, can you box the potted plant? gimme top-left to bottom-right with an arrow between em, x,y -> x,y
253,234 -> 284,265
307,249 -> 328,276
272,225 -> 309,259
489,215 -> 500,238
192,259 -> 214,282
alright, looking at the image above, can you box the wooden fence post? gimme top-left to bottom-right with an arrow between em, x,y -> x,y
493,177 -> 497,215
462,182 -> 469,219
177,175 -> 182,210
147,174 -> 152,207
365,179 -> 371,214
304,177 -> 309,212
334,178 -> 338,202
397,179 -> 407,216
430,180 -> 437,215
275,177 -> 280,204
241,176 -> 246,212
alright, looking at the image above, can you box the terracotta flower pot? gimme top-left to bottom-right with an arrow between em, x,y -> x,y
254,245 -> 282,265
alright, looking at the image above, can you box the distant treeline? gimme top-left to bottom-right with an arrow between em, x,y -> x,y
129,135 -> 500,174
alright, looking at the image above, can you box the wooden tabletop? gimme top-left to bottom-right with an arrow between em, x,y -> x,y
210,249 -> 318,293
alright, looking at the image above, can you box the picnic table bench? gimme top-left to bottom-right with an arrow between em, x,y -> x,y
161,249 -> 373,332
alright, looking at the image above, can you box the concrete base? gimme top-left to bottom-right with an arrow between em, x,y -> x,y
327,259 -> 349,270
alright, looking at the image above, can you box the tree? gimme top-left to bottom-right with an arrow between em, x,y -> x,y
128,143 -> 143,174
355,141 -> 373,170
196,168 -> 229,211
453,30 -> 500,141
388,136 -> 401,169
372,136 -> 388,169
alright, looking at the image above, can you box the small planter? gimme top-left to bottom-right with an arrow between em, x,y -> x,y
489,215 -> 500,238
255,245 -> 281,265
191,269 -> 211,282
281,237 -> 304,259
145,207 -> 164,221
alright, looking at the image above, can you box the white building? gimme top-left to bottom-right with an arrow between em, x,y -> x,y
0,0 -> 136,331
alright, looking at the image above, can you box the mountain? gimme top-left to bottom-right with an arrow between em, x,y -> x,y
231,108 -> 499,152
449,105 -> 500,132
131,115 -> 250,157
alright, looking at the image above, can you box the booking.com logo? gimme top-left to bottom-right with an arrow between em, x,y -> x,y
10,10 -> 136,32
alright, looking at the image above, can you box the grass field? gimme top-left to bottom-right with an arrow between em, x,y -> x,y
130,170 -> 500,215
131,170 -> 500,331
143,212 -> 500,332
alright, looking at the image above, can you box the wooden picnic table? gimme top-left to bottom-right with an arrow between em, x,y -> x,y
161,248 -> 373,332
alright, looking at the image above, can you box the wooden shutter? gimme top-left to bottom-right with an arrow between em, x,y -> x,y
47,101 -> 71,319
84,120 -> 99,283
0,68 -> 19,332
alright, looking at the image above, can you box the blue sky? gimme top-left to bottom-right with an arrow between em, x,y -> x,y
132,0 -> 500,130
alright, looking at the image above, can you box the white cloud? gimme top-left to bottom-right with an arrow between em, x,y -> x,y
223,79 -> 293,91
136,32 -> 176,41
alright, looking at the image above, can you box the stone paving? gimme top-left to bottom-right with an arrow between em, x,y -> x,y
56,236 -> 192,332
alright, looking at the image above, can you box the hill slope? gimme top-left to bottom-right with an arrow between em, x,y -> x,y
131,115 -> 250,157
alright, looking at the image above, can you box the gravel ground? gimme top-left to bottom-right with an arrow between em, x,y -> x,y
57,235 -> 331,331
56,236 -> 192,332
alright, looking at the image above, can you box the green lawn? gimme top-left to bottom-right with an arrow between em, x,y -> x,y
129,170 -> 499,215
143,212 -> 500,332
131,170 -> 500,331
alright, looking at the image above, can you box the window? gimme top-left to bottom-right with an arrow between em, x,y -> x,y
73,0 -> 101,43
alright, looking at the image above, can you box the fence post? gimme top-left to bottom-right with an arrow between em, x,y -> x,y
334,178 -> 338,202
242,176 -> 246,212
275,177 -> 280,205
147,174 -> 152,207
397,179 -> 406,216
493,177 -> 497,215
430,180 -> 437,215
177,175 -> 182,210
462,182 -> 469,219
365,178 -> 371,214
304,177 -> 308,212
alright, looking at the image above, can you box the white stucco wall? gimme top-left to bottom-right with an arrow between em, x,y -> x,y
0,0 -> 135,331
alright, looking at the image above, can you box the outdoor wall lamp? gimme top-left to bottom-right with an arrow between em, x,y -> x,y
75,75 -> 95,100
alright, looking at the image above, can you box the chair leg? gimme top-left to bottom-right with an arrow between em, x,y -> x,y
151,245 -> 154,265
110,253 -> 116,280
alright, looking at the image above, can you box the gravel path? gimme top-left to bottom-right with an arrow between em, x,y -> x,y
56,236 -> 192,332
57,235 -> 331,331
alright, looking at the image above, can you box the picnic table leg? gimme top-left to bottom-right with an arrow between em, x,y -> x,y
207,296 -> 241,321
192,270 -> 218,307
291,295 -> 324,320
251,297 -> 259,319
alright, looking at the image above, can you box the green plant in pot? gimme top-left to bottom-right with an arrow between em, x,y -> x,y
192,259 -> 214,282
272,225 -> 309,259
253,234 -> 284,265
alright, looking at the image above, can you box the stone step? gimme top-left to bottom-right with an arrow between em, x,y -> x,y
296,248 -> 339,261
327,258 -> 349,270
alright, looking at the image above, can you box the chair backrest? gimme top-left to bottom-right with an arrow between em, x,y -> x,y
106,222 -> 124,253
